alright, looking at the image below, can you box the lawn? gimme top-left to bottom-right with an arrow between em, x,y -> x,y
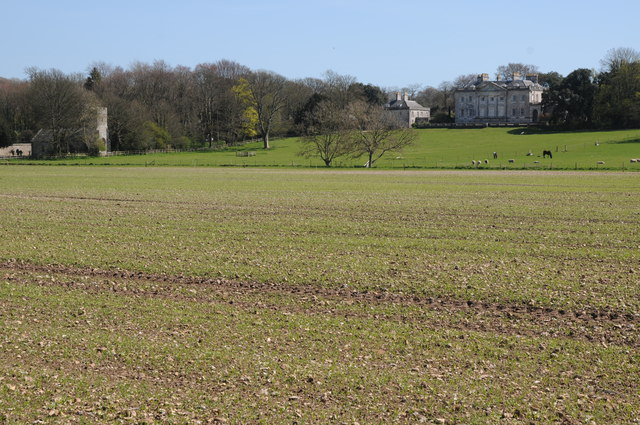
0,166 -> 638,423
6,127 -> 640,170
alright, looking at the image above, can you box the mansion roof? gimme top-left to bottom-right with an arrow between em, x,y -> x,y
457,73 -> 545,92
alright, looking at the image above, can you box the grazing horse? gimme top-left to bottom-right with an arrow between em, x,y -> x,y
543,150 -> 552,159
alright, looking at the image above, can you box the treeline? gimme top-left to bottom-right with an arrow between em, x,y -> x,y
0,61 -> 389,151
1,47 -> 639,152
542,48 -> 640,128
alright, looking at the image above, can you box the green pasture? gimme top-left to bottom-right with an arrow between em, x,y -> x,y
7,127 -> 640,170
1,167 -> 639,423
393,127 -> 640,170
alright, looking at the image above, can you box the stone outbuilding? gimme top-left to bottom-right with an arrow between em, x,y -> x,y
30,107 -> 108,158
455,73 -> 545,124
31,128 -> 93,158
385,92 -> 430,127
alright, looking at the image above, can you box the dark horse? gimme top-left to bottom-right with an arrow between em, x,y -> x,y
543,150 -> 552,159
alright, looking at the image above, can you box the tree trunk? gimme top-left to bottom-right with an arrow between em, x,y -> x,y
263,132 -> 270,149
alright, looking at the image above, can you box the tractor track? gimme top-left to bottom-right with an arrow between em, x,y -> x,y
1,259 -> 638,348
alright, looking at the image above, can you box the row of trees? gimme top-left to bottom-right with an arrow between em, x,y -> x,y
0,62 -> 389,152
1,48 -> 639,158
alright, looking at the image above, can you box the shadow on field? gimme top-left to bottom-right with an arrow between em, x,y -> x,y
506,127 -> 547,135
608,138 -> 640,144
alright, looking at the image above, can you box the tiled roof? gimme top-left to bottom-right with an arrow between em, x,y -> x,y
386,99 -> 429,111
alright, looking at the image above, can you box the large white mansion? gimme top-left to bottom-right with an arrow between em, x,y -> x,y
455,73 -> 545,124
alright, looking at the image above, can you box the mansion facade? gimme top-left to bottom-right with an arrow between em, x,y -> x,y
455,73 -> 545,124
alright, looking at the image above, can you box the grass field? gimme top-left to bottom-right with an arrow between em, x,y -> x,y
0,166 -> 639,423
7,127 -> 640,170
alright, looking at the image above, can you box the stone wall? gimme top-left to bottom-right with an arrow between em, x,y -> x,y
387,108 -> 430,127
0,143 -> 31,157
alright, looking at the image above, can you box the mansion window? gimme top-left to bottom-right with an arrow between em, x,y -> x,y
520,108 -> 525,115
512,108 -> 516,116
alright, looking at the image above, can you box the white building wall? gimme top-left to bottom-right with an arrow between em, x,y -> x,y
456,87 -> 543,124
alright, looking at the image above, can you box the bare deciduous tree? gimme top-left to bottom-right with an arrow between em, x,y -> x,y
437,81 -> 456,119
322,70 -> 357,108
348,101 -> 416,168
415,86 -> 440,108
240,71 -> 288,149
600,47 -> 640,72
298,100 -> 352,167
453,73 -> 479,89
399,83 -> 423,99
495,63 -> 539,80
0,77 -> 32,145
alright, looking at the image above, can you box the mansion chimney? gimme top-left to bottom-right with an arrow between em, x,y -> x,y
525,74 -> 539,83
512,72 -> 522,81
477,73 -> 490,84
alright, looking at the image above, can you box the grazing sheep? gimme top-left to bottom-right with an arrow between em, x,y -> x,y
597,161 -> 605,165
508,159 -> 515,163
471,160 -> 476,165
493,152 -> 498,159
484,159 -> 489,164
533,161 -> 540,164
631,159 -> 638,163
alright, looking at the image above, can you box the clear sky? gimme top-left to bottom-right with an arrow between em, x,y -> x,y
3,0 -> 639,89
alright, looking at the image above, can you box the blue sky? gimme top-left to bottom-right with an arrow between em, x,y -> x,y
3,0 -> 639,89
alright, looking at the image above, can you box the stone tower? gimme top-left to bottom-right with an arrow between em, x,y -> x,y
97,107 -> 109,152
